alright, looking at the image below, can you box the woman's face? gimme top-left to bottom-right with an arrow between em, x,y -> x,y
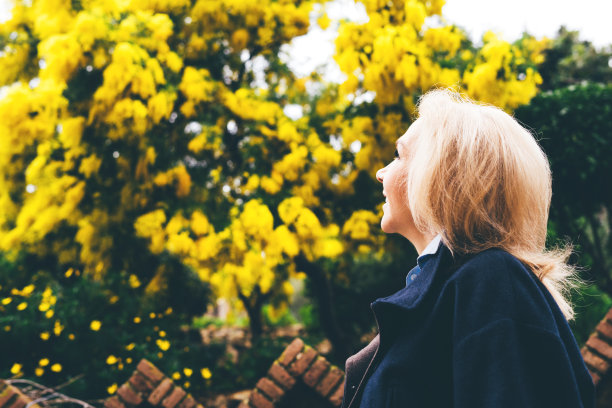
376,128 -> 417,237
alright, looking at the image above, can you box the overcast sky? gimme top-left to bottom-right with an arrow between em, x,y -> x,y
1,0 -> 610,82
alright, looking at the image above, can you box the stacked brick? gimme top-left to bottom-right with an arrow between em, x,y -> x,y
0,380 -> 40,408
105,360 -> 204,408
241,338 -> 345,408
582,308 -> 612,386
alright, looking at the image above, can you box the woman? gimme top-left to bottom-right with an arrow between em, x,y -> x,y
341,89 -> 595,408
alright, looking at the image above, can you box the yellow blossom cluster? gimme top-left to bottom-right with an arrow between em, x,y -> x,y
334,0 -> 546,110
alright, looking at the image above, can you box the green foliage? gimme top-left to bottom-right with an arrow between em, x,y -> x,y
570,283 -> 612,346
0,253 -> 213,399
538,27 -> 612,90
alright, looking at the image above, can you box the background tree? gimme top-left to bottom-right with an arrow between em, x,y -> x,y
0,0 -> 549,382
537,26 -> 612,90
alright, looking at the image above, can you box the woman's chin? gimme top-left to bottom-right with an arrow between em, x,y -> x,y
380,216 -> 393,234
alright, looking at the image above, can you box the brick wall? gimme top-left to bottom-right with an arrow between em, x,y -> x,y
105,360 -> 203,408
240,338 -> 344,408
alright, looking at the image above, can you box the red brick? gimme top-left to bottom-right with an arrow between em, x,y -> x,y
288,347 -> 318,377
256,378 -> 284,402
249,391 -> 274,408
0,386 -> 18,407
268,362 -> 295,390
105,396 -> 126,408
583,349 -> 610,374
129,371 -> 154,394
177,394 -> 196,408
303,357 -> 330,387
137,359 -> 165,385
278,338 -> 304,367
605,307 -> 612,323
587,335 -> 612,361
148,379 -> 174,406
328,381 -> 345,407
161,386 -> 186,408
596,320 -> 612,341
117,383 -> 142,406
315,367 -> 344,398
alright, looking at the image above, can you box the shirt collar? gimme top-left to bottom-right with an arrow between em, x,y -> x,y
418,234 -> 442,260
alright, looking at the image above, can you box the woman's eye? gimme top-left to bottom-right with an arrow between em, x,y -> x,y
394,149 -> 399,159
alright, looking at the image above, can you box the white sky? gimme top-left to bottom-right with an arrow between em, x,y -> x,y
1,0 -> 610,82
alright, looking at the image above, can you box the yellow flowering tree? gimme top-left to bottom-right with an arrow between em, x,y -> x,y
0,0 -> 342,341
0,0 -> 548,359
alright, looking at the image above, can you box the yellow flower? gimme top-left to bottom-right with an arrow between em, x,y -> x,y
17,302 -> 27,310
200,367 -> 212,379
183,368 -> 192,377
1,297 -> 11,305
128,274 -> 141,288
183,381 -> 190,389
39,302 -> 50,312
107,383 -> 117,394
68,333 -> 75,340
53,320 -> 64,336
149,312 -> 156,319
159,330 -> 166,337
10,363 -> 22,375
39,358 -> 49,367
106,355 -> 118,365
172,372 -> 181,380
4,325 -> 11,331
90,320 -> 102,331
126,357 -> 132,364
164,307 -> 173,315
45,310 -> 54,319
126,343 -> 135,351
65,268 -> 74,278
156,339 -> 170,351
40,332 -> 50,340
35,368 -> 44,377
133,317 -> 141,323
51,363 -> 62,372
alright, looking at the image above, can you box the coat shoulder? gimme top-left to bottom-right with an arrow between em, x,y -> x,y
445,248 -> 561,339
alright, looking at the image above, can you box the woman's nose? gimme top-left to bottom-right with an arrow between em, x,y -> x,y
376,167 -> 385,183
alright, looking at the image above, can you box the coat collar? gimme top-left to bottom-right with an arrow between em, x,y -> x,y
373,242 -> 454,313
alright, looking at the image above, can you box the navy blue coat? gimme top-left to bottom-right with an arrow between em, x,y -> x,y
342,244 -> 595,408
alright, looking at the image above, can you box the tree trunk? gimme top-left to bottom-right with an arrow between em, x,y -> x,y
295,254 -> 350,360
237,287 -> 267,340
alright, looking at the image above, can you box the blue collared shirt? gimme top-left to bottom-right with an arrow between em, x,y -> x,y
405,234 -> 442,287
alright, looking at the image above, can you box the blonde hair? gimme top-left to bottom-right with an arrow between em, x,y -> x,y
406,89 -> 577,320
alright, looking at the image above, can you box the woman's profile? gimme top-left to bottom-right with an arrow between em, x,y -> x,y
341,89 -> 595,407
